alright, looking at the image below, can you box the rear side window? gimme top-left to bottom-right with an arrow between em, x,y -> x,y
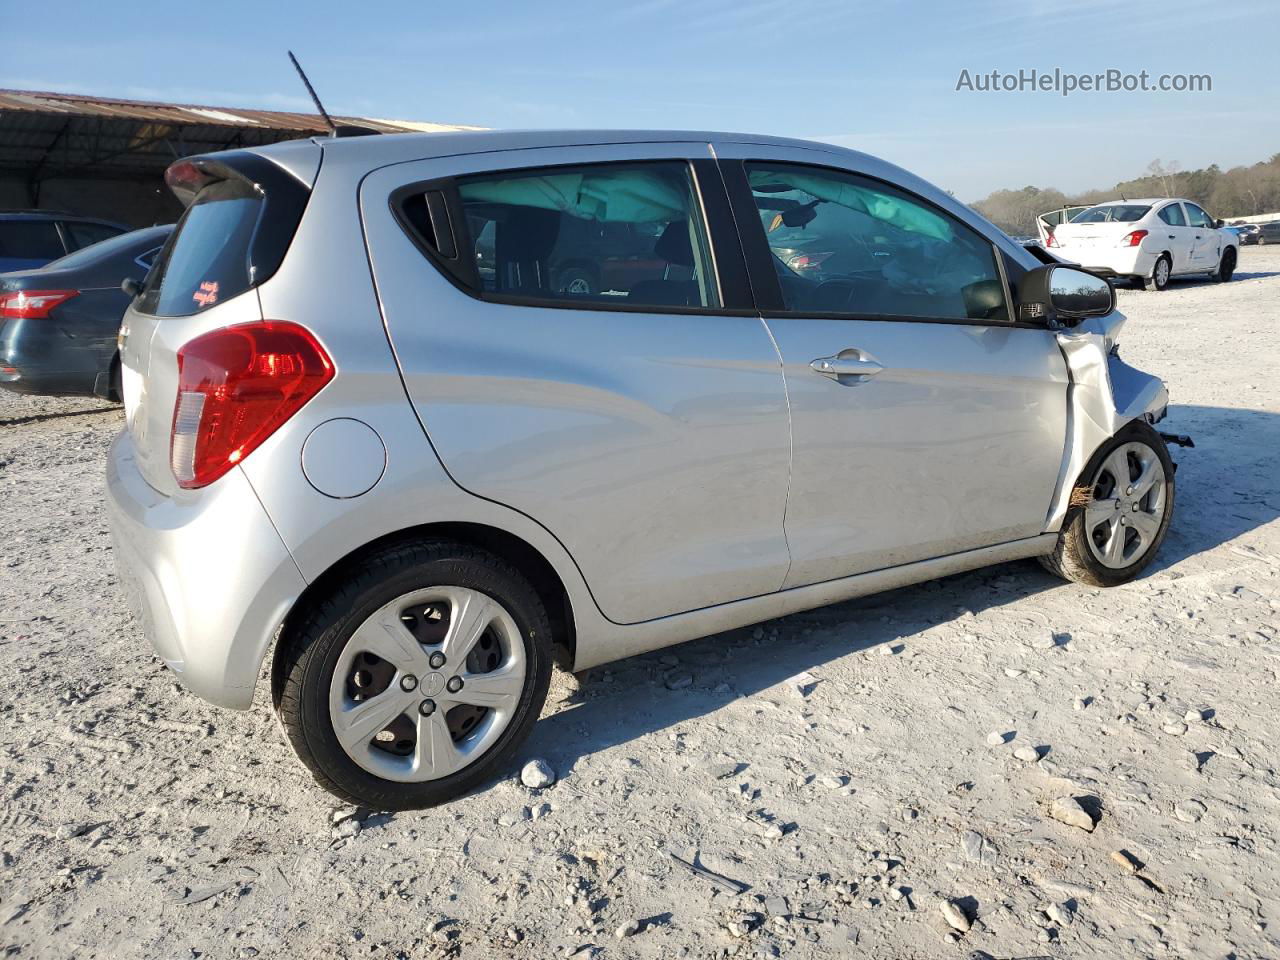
1184,203 -> 1213,228
137,180 -> 262,317
743,162 -> 1009,322
0,220 -> 65,259
64,220 -> 124,251
397,161 -> 721,310
1157,204 -> 1186,226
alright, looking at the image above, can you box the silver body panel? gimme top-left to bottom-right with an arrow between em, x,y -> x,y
104,129 -> 1171,709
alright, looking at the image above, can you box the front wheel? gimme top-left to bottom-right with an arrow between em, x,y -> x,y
1216,247 -> 1237,282
275,540 -> 553,810
1040,423 -> 1175,587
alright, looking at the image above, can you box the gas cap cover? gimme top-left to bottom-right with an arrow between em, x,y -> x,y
301,418 -> 386,498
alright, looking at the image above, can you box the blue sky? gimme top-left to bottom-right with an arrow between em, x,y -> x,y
5,0 -> 1277,200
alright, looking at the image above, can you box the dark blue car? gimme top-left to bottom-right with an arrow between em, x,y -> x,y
1,224 -> 172,399
0,211 -> 130,273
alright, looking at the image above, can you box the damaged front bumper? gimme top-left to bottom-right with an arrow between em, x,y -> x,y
1044,311 -> 1180,531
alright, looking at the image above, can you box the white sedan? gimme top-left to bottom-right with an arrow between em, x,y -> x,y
1045,199 -> 1238,290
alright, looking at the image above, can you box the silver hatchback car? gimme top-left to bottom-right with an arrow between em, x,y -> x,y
107,130 -> 1177,809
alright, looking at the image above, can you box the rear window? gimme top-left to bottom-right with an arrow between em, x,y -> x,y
0,220 -> 65,260
137,179 -> 263,317
64,220 -> 124,251
44,228 -> 155,271
1073,204 -> 1151,223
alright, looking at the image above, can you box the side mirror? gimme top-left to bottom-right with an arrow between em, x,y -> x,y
1017,265 -> 1114,328
1213,218 -> 1224,229
121,277 -> 145,299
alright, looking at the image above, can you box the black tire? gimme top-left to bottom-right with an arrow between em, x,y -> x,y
555,266 -> 596,296
1144,254 -> 1172,291
274,539 -> 553,810
1216,247 -> 1237,282
1039,422 -> 1175,588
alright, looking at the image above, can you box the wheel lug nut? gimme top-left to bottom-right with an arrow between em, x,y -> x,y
399,674 -> 418,692
418,699 -> 436,716
429,652 -> 446,669
446,676 -> 464,693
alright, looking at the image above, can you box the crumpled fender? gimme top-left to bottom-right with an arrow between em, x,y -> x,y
1043,311 -> 1170,532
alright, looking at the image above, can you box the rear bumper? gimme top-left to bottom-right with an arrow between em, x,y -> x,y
1056,246 -> 1157,279
106,430 -> 307,709
0,319 -> 105,396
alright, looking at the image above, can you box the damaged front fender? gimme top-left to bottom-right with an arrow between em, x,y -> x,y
1043,311 -> 1171,532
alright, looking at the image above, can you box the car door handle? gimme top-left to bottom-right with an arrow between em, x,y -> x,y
810,352 -> 884,381
1168,234 -> 1176,239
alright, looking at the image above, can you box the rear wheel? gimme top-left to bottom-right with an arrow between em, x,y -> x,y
1216,247 -> 1237,282
1144,254 -> 1172,291
275,540 -> 553,809
1040,423 -> 1175,587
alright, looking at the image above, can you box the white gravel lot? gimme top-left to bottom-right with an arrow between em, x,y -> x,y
1,248 -> 1278,960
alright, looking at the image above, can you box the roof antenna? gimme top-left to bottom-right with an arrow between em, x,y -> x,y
287,50 -> 378,138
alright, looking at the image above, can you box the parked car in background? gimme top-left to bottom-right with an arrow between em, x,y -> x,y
1257,222 -> 1280,245
1046,199 -> 1238,290
1233,223 -> 1261,245
0,211 -> 129,272
0,225 -> 172,400
107,133 -> 1177,810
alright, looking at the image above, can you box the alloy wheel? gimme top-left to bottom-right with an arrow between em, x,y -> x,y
328,587 -> 527,782
1154,258 -> 1170,288
1083,441 -> 1168,569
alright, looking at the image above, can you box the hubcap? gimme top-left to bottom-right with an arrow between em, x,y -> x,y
328,586 -> 527,782
1155,260 -> 1169,285
1083,441 -> 1167,569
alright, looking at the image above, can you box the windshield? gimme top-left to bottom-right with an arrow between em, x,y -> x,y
1072,204 -> 1152,223
43,227 -> 169,271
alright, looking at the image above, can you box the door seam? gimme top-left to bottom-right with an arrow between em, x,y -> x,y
758,314 -> 794,589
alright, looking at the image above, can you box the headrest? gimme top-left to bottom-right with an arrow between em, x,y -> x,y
654,221 -> 694,267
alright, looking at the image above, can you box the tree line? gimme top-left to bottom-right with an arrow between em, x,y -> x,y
970,152 -> 1280,236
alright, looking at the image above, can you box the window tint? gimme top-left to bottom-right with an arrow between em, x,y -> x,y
1073,204 -> 1151,223
409,161 -> 720,310
0,220 -> 65,259
64,220 -> 124,251
1157,203 -> 1186,226
744,163 -> 1009,321
137,179 -> 263,317
1184,203 -> 1212,228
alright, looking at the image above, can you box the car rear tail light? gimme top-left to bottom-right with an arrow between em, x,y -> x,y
170,321 -> 334,489
0,289 -> 79,319
1120,230 -> 1148,247
786,251 -> 835,272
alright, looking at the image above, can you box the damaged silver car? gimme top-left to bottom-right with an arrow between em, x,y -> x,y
106,130 -> 1180,808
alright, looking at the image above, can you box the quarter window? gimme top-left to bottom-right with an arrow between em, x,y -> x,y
744,163 -> 1009,321
1157,204 -> 1186,226
400,161 -> 720,310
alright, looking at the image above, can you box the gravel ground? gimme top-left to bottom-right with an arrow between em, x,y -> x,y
1,248 -> 1278,960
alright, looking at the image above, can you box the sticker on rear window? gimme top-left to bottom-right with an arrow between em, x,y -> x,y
193,280 -> 219,308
